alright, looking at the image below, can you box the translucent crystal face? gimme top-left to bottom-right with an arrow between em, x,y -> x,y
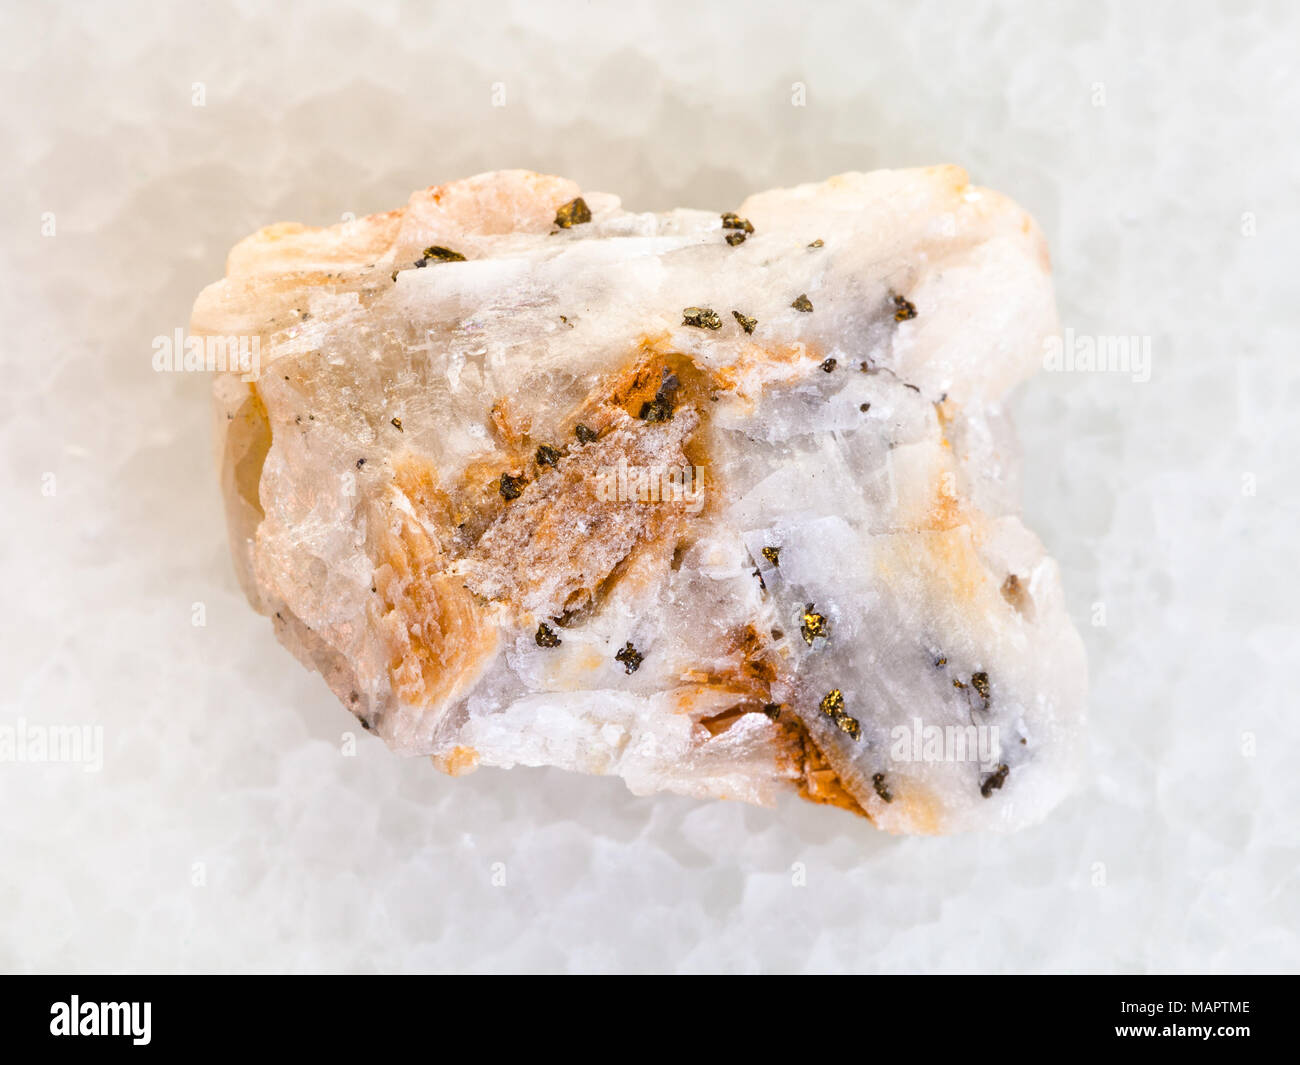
194,166 -> 1085,834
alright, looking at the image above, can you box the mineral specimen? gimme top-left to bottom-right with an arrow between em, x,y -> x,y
192,166 -> 1086,834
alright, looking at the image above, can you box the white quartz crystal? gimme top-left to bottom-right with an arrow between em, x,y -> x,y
192,166 -> 1086,833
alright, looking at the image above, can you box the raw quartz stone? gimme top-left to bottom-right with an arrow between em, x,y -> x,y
191,167 -> 1086,835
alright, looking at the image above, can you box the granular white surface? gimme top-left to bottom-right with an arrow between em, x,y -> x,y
1,0 -> 1296,973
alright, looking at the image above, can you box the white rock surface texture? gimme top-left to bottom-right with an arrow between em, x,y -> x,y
191,166 -> 1086,834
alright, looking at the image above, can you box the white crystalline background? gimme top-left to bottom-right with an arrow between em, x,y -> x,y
1,0 -> 1296,973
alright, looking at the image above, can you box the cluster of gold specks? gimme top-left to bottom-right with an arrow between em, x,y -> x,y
818,689 -> 861,739
390,246 -> 466,282
791,293 -> 814,313
638,367 -> 680,423
535,622 -> 561,648
872,772 -> 893,803
614,641 -> 644,674
954,670 -> 992,709
554,197 -> 592,228
892,293 -> 918,321
761,545 -> 780,566
980,763 -> 1010,798
800,603 -> 830,645
421,245 -> 467,263
682,307 -> 723,330
498,472 -> 527,500
835,714 -> 860,739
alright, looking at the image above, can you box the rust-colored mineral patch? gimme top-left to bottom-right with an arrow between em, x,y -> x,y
458,340 -> 718,622
367,458 -> 499,718
780,717 -> 870,819
461,409 -> 698,619
1001,573 -> 1034,617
